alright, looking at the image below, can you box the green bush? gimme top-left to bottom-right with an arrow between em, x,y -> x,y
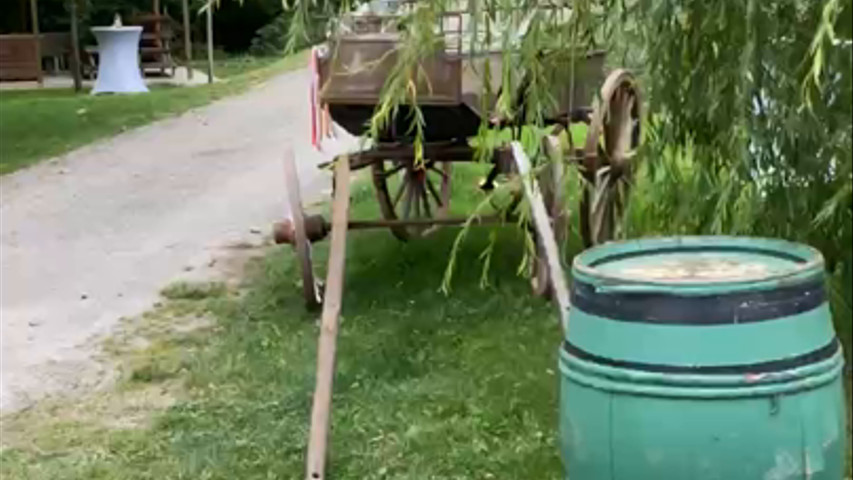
249,14 -> 290,56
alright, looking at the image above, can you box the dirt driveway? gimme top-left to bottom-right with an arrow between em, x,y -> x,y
0,70 -> 354,412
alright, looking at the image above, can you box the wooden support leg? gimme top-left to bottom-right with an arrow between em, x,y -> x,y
305,156 -> 351,480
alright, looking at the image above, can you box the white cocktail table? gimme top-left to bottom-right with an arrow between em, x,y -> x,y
91,26 -> 148,94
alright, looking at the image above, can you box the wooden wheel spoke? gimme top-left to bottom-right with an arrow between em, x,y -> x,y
439,163 -> 452,213
610,179 -> 626,238
626,94 -> 637,115
402,178 -> 415,219
428,164 -> 448,179
420,180 -> 433,218
392,176 -> 408,207
383,163 -> 406,178
413,181 -> 422,218
590,168 -> 615,243
425,176 -> 443,207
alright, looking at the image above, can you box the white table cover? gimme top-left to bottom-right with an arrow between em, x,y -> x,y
91,26 -> 148,94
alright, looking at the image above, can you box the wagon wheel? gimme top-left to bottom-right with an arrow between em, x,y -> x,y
530,135 -> 566,298
580,69 -> 641,247
371,160 -> 452,241
283,150 -> 322,310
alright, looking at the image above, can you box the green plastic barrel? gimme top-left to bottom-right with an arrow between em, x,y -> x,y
560,236 -> 847,479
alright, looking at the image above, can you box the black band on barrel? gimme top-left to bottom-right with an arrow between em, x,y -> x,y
571,278 -> 825,325
563,338 -> 840,375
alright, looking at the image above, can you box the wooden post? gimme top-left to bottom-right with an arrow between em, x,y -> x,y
68,0 -> 82,92
205,5 -> 213,83
29,0 -> 42,85
181,0 -> 193,80
305,156 -> 351,480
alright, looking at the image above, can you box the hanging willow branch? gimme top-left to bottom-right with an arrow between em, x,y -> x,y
282,0 -> 851,299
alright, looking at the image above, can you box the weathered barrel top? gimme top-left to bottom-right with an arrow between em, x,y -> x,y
566,236 -> 838,371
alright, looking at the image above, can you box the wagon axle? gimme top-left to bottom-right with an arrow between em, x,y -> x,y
273,214 -> 509,246
273,215 -> 330,245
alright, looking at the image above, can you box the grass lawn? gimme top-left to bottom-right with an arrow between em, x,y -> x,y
191,55 -> 284,79
0,162 -> 850,478
0,163 -> 571,479
0,52 -> 306,175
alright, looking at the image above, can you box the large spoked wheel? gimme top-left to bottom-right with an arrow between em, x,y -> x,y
283,150 -> 322,310
581,69 -> 642,247
371,159 -> 452,241
530,135 -> 566,298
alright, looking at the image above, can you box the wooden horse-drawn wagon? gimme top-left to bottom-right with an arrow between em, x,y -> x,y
272,3 -> 641,478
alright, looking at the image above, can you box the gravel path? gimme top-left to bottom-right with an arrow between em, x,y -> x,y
0,70 -> 354,412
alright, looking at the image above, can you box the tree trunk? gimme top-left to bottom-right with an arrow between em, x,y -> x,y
69,0 -> 82,91
182,0 -> 192,80
206,6 -> 213,83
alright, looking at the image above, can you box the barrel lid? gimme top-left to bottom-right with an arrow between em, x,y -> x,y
573,236 -> 824,294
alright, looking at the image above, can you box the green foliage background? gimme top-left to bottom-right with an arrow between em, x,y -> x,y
623,0 -> 852,347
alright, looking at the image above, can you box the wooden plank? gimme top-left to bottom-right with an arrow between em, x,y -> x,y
140,61 -> 173,68
305,156 -> 351,480
510,142 -> 571,333
140,46 -> 171,54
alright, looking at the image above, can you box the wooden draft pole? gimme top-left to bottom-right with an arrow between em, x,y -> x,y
181,0 -> 193,80
205,4 -> 213,83
29,0 -> 42,85
68,0 -> 82,92
305,156 -> 351,480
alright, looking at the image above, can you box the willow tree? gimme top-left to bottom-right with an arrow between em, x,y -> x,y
623,0 -> 852,333
284,0 -> 852,307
